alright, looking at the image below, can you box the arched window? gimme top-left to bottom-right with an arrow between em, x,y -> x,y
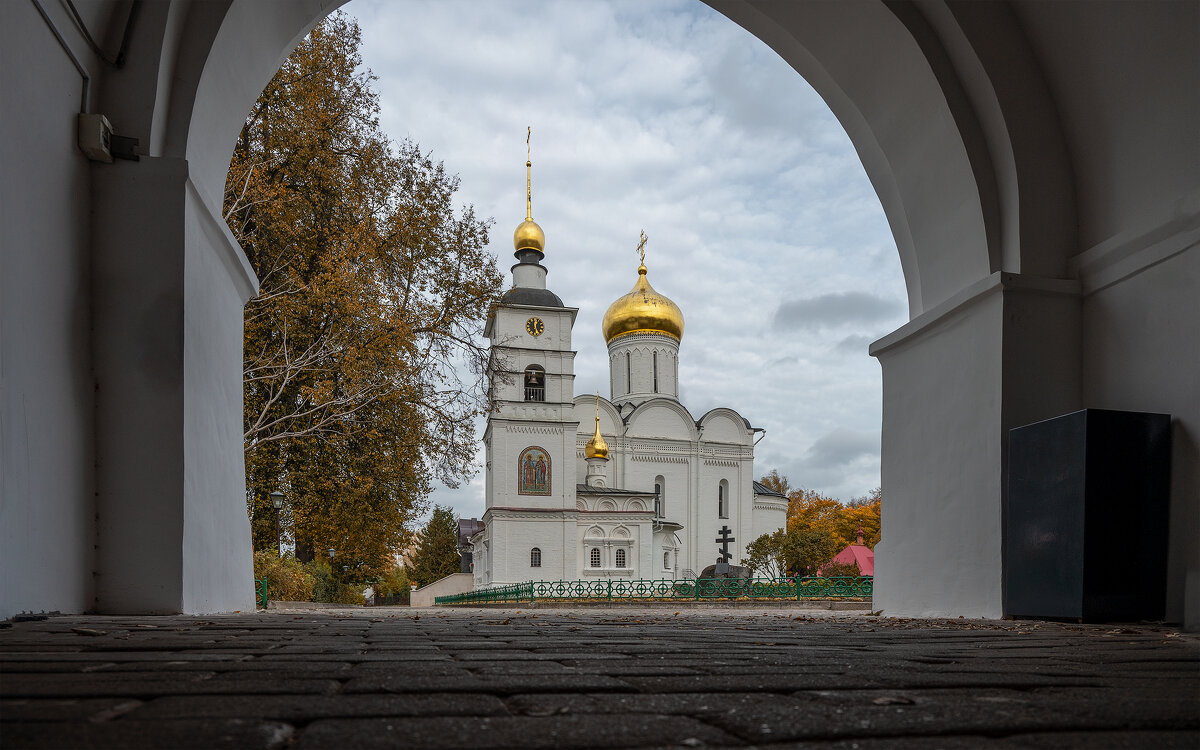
625,352 -> 632,393
523,365 -> 545,402
718,480 -> 729,519
652,351 -> 658,392
615,548 -> 627,568
654,475 -> 665,517
663,551 -> 670,569
530,548 -> 541,568
589,548 -> 601,568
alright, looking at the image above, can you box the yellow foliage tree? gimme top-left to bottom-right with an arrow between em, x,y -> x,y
769,472 -> 882,550
226,13 -> 502,581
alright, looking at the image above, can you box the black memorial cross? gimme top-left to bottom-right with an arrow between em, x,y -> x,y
715,525 -> 735,563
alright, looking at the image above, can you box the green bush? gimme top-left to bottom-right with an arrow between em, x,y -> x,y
253,551 -> 365,605
374,565 -> 411,604
254,551 -> 316,602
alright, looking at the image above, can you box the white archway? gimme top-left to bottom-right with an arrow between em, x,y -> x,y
2,0 -> 1195,624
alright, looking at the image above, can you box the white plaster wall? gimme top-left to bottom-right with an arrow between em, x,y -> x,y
1012,1 -> 1199,252
494,306 -> 575,354
752,500 -> 788,545
873,288 -> 1006,618
0,1 -> 96,619
626,403 -> 695,441
699,413 -> 748,444
607,334 -> 679,403
411,573 -> 472,606
490,422 -> 577,511
488,514 -> 577,584
91,158 -> 188,613
181,183 -> 256,613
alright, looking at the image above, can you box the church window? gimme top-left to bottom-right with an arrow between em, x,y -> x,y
653,351 -> 658,392
654,475 -> 665,517
664,551 -> 670,569
718,480 -> 729,519
523,366 -> 545,402
589,548 -> 601,568
530,548 -> 541,568
615,548 -> 627,568
626,352 -> 631,393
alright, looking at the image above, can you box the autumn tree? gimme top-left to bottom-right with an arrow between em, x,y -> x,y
763,471 -> 882,550
225,12 -> 502,579
408,506 -> 462,588
743,529 -> 789,578
742,527 -> 841,577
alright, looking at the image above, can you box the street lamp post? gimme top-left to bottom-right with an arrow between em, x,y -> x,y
270,491 -> 284,557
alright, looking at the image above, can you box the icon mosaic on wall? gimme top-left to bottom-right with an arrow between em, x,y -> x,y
518,446 -> 551,495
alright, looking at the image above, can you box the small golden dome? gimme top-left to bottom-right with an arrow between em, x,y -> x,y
585,417 -> 609,460
513,218 -> 545,254
601,263 -> 684,343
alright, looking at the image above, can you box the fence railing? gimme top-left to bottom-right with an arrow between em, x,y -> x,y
255,576 -> 268,609
434,576 -> 872,605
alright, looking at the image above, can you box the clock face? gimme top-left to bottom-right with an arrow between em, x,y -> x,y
525,317 -> 545,337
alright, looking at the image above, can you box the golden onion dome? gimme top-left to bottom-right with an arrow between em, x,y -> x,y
585,417 -> 609,460
601,263 -> 685,343
513,218 -> 545,254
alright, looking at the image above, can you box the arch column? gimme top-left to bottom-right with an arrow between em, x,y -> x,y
870,273 -> 1080,617
92,158 -> 257,613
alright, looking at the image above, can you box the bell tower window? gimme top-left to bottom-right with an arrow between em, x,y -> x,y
524,365 -> 545,402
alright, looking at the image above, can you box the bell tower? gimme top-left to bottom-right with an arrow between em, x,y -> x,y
478,130 -> 580,585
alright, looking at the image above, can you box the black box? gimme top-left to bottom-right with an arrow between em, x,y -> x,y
1005,409 -> 1171,622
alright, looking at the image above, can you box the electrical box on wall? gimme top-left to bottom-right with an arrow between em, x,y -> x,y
78,113 -> 114,162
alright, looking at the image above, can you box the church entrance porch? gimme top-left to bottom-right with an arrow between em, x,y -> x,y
2,609 -> 1196,748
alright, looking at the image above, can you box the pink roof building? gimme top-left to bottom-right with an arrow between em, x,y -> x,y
821,527 -> 874,576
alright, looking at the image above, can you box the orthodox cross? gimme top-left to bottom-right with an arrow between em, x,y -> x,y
525,126 -> 533,220
715,525 -> 735,563
636,230 -> 648,264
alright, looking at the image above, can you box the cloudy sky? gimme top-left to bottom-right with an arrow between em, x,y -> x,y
349,0 -> 908,519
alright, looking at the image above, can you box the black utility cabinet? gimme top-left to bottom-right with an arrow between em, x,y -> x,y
1005,409 -> 1171,622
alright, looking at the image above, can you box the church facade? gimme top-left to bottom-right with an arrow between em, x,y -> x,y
470,158 -> 786,588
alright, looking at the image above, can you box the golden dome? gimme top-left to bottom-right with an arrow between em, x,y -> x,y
585,416 -> 609,460
513,218 -> 545,254
601,263 -> 684,343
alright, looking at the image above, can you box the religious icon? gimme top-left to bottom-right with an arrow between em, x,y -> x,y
518,446 -> 551,495
525,317 -> 544,337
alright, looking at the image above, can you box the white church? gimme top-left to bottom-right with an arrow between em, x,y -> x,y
469,157 -> 787,587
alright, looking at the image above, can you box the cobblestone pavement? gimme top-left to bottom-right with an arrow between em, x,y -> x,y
1,607 -> 1197,748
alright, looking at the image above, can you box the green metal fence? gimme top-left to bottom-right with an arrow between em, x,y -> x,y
434,576 -> 872,605
255,576 -> 268,609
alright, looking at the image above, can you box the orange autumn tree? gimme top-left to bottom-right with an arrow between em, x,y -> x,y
224,13 -> 502,580
760,469 -> 882,550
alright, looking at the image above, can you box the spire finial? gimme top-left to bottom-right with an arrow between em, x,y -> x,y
636,230 -> 648,266
525,127 -> 533,221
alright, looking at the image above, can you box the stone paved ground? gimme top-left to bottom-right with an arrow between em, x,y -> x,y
1,607 -> 1197,749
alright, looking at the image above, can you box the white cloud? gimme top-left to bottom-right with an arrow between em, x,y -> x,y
350,0 -> 906,511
